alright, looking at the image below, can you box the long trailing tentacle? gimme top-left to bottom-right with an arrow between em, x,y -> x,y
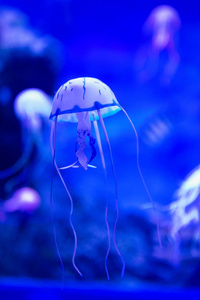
3,133 -> 34,193
118,104 -> 163,251
97,110 -> 125,278
50,118 -> 65,286
0,131 -> 33,181
50,116 -> 82,278
92,114 -> 111,280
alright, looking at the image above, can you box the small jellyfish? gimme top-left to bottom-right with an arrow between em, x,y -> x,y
169,165 -> 200,244
136,5 -> 181,84
49,77 -> 161,280
0,7 -> 50,54
0,187 -> 41,221
0,88 -> 52,191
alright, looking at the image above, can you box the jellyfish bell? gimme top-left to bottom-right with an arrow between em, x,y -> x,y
146,5 -> 181,51
50,77 -> 120,121
3,187 -> 41,213
14,88 -> 52,131
50,77 -> 120,170
148,5 -> 181,28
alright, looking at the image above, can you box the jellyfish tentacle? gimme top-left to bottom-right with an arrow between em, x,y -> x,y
59,161 -> 79,170
4,134 -> 34,193
50,117 -> 83,278
4,168 -> 26,193
97,109 -> 126,278
92,116 -> 106,169
0,132 -> 33,181
92,114 -> 110,280
50,118 -> 65,286
118,104 -> 163,251
59,161 -> 97,170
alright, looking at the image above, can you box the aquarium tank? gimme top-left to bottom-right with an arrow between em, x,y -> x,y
0,0 -> 200,299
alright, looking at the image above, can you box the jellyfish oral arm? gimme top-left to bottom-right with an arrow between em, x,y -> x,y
75,111 -> 97,170
76,112 -> 90,170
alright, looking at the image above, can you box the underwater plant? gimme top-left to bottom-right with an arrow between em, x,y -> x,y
49,77 -> 160,280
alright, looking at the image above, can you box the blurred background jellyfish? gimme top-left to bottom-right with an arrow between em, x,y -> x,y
0,7 -> 43,52
0,6 -> 62,199
0,88 -> 52,192
0,6 -> 61,101
136,5 -> 181,85
50,77 -> 161,280
169,165 -> 200,253
0,187 -> 41,222
151,165 -> 200,265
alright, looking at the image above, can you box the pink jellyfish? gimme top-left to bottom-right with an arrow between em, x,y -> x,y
0,187 -> 41,221
0,88 -> 52,191
169,166 -> 200,247
49,77 -> 161,280
150,165 -> 200,263
136,5 -> 181,84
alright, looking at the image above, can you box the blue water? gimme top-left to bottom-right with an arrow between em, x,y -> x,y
0,0 -> 200,296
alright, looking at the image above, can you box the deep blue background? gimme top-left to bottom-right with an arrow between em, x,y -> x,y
0,0 -> 200,298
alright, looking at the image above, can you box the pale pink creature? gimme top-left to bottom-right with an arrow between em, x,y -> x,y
170,165 -> 200,241
0,7 -> 50,54
152,165 -> 200,263
0,88 -> 52,191
14,88 -> 52,131
0,187 -> 41,221
142,166 -> 200,264
49,77 -> 161,281
137,5 -> 181,84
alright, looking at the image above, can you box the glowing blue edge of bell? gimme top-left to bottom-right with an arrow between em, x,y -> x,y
49,100 -> 121,121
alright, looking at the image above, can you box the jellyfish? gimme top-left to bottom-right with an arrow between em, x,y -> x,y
136,5 -> 181,84
0,187 -> 41,221
169,165 -> 200,251
0,7 -> 53,54
148,165 -> 200,263
0,88 -> 52,191
49,77 -> 161,280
